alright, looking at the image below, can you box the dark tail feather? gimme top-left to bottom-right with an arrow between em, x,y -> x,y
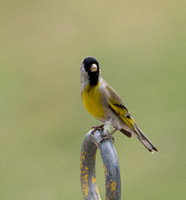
120,128 -> 132,138
134,126 -> 158,153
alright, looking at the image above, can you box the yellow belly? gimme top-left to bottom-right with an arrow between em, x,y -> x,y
82,83 -> 105,121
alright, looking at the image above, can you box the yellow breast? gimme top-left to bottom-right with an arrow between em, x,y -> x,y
82,83 -> 105,121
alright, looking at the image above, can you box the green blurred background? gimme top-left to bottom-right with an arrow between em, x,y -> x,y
0,1 -> 185,199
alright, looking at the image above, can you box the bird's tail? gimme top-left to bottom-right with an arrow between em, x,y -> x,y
133,125 -> 158,153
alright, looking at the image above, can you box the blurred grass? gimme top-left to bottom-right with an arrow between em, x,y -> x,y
0,0 -> 185,199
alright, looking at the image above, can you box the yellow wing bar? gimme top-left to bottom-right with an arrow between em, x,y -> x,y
109,100 -> 135,131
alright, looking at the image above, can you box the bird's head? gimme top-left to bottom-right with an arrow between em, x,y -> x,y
80,56 -> 100,86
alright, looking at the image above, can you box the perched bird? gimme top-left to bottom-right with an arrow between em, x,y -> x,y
80,56 -> 158,153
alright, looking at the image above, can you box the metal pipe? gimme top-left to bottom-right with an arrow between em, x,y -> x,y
80,130 -> 121,200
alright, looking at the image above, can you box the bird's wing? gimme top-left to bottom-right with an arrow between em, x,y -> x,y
103,80 -> 158,152
103,80 -> 135,131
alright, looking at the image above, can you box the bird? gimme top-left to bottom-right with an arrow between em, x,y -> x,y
80,56 -> 158,153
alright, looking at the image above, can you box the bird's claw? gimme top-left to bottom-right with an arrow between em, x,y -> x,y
99,134 -> 115,144
91,124 -> 104,135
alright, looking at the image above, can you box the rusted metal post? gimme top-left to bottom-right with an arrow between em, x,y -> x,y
80,130 -> 121,200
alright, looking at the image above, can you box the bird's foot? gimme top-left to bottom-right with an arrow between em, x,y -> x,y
99,128 -> 117,143
99,134 -> 115,143
91,124 -> 104,135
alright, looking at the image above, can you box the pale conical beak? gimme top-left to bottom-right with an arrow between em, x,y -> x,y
90,64 -> 98,72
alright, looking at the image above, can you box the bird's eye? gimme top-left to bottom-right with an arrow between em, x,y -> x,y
90,64 -> 98,72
